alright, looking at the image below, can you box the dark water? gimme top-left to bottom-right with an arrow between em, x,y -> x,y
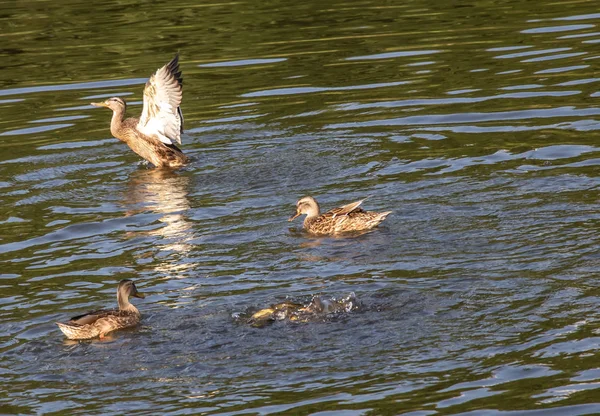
1,0 -> 600,414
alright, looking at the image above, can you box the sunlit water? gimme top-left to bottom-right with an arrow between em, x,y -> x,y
1,0 -> 600,414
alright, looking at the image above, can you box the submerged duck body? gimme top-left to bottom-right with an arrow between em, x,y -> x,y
289,196 -> 391,235
56,279 -> 145,340
92,55 -> 188,169
248,293 -> 359,327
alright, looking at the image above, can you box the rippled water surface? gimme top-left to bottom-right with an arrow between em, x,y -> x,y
1,0 -> 600,414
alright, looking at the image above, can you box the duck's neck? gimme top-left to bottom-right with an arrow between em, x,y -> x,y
117,292 -> 140,314
303,205 -> 320,228
110,107 -> 127,141
305,202 -> 320,218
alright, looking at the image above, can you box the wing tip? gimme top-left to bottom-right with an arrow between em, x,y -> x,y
167,53 -> 183,86
169,52 -> 179,67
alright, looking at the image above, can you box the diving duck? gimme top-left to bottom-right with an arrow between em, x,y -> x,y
56,279 -> 145,340
289,196 -> 391,234
248,293 -> 359,327
91,55 -> 188,168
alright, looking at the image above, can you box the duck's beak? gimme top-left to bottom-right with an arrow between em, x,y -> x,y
91,102 -> 108,108
131,286 -> 145,299
288,210 -> 301,221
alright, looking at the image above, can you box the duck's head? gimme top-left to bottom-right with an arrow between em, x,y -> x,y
289,196 -> 320,221
91,97 -> 126,112
117,279 -> 145,300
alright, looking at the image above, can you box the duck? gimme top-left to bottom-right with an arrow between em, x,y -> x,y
91,55 -> 188,169
288,196 -> 391,234
56,279 -> 145,340
248,293 -> 359,327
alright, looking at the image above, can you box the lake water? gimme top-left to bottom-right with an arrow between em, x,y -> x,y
1,0 -> 600,414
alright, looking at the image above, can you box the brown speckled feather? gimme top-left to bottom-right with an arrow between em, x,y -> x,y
305,207 -> 391,234
56,309 -> 141,340
116,118 -> 188,168
328,198 -> 366,217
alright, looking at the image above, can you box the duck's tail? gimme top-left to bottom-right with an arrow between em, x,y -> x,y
56,322 -> 97,340
374,211 -> 392,225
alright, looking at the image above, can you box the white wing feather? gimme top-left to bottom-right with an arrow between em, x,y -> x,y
137,55 -> 184,145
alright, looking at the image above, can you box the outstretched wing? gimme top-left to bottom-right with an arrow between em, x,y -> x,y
137,54 -> 184,145
327,198 -> 367,218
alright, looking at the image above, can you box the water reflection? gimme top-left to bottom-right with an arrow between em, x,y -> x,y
122,169 -> 196,276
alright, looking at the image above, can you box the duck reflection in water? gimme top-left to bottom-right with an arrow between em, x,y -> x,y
122,169 -> 195,275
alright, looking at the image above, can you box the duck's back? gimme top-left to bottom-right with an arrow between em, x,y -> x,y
304,206 -> 391,234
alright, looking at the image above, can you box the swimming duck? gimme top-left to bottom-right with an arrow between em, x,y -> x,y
91,55 -> 188,168
289,196 -> 391,234
56,279 -> 145,340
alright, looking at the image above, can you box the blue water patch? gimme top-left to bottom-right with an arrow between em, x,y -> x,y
555,78 -> 600,86
487,46 -> 533,52
83,92 -> 134,99
0,98 -> 25,104
521,24 -> 595,34
494,48 -> 571,59
558,31 -> 600,39
346,50 -> 441,60
554,13 -> 600,21
326,106 -> 600,129
0,78 -> 147,97
242,81 -> 410,97
535,65 -> 589,74
199,58 -> 287,67
522,52 -> 587,63
31,115 -> 88,124
37,139 -> 113,150
0,124 -> 73,136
